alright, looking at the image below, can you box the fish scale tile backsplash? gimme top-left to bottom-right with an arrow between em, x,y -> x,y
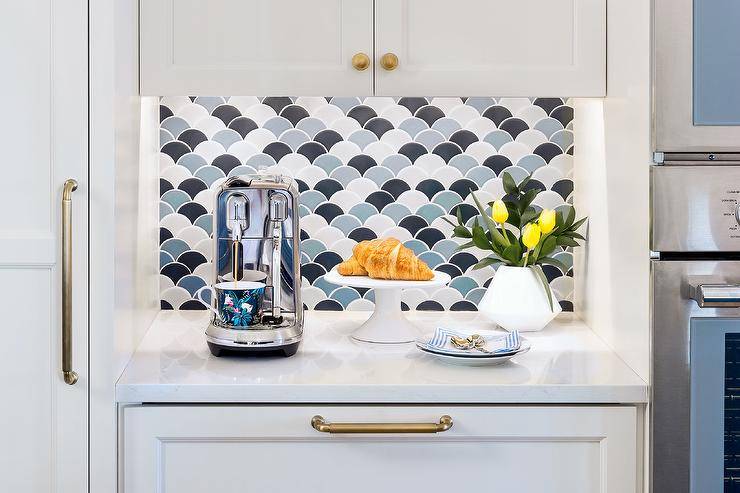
158,96 -> 575,312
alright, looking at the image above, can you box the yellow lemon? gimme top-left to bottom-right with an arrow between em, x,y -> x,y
538,209 -> 556,234
522,223 -> 542,249
491,199 -> 509,224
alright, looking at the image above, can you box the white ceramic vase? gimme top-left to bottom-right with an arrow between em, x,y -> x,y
478,265 -> 562,332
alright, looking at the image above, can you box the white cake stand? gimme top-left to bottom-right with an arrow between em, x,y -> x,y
324,268 -> 452,344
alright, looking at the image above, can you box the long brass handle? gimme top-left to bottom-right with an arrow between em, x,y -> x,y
62,179 -> 78,385
311,415 -> 453,434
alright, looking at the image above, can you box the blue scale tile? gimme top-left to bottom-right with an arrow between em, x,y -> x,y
330,287 -> 361,307
364,166 -> 395,187
379,203 -> 412,224
464,97 -> 496,114
160,251 -> 175,268
347,202 -> 379,223
482,129 -> 514,150
381,154 -> 413,175
295,117 -> 326,139
313,275 -> 341,296
212,128 -> 243,149
330,166 -> 362,187
313,153 -> 343,175
448,154 -> 479,175
177,275 -> 207,296
193,214 -> 213,236
160,202 -> 175,220
300,239 -> 326,260
160,129 -> 174,147
161,189 -> 192,210
415,203 -> 447,224
449,276 -> 479,297
432,239 -> 461,261
300,190 -> 329,211
398,117 -> 429,138
161,116 -> 190,138
418,250 -> 446,268
330,214 -> 363,235
432,190 -> 465,212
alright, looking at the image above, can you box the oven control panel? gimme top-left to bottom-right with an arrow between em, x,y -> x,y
652,166 -> 740,251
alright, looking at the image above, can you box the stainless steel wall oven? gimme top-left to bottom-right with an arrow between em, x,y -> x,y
652,158 -> 740,492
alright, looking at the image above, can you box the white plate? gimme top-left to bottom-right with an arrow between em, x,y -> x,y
417,343 -> 531,366
324,268 -> 451,289
416,328 -> 524,357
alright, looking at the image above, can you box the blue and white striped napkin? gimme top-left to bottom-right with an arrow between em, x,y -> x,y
420,327 -> 522,356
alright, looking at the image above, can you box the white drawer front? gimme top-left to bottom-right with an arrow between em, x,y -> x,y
123,406 -> 636,493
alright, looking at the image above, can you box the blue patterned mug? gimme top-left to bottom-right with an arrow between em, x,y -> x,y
196,281 -> 266,328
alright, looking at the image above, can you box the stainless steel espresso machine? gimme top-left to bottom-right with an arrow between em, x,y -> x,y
205,174 -> 303,357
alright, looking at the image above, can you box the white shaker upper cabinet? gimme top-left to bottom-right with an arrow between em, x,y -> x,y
374,0 -> 606,97
140,0 -> 374,95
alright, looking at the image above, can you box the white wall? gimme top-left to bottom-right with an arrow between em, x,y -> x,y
573,0 -> 651,383
90,0 -> 159,491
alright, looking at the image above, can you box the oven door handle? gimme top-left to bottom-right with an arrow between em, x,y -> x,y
691,284 -> 740,308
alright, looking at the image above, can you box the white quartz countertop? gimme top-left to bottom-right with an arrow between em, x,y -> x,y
116,311 -> 648,404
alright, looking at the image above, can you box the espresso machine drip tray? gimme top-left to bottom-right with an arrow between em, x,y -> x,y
204,175 -> 303,357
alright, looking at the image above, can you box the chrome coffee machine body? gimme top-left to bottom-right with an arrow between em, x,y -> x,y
205,174 -> 303,357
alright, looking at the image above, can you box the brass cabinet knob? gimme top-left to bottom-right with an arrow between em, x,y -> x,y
380,52 -> 399,71
352,52 -> 371,71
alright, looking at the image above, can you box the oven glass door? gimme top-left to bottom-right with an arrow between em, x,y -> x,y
655,0 -> 740,150
691,317 -> 740,491
693,0 -> 740,125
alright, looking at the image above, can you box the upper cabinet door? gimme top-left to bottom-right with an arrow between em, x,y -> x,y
374,0 -> 605,97
140,0 -> 373,95
655,0 -> 740,152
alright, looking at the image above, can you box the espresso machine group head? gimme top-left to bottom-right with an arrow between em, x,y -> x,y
206,174 -> 303,357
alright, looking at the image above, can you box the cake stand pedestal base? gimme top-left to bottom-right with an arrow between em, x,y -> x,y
351,288 -> 419,344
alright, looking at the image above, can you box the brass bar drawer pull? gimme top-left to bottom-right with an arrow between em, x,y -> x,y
311,415 -> 453,434
62,179 -> 78,385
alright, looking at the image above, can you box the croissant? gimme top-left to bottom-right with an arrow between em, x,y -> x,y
351,239 -> 434,281
353,239 -> 385,266
337,255 -> 368,276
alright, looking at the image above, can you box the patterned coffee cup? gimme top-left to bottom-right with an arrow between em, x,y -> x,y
196,281 -> 265,327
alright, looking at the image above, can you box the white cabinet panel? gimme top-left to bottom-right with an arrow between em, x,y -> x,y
0,0 -> 88,491
141,0 -> 373,95
375,0 -> 605,96
123,405 -> 637,493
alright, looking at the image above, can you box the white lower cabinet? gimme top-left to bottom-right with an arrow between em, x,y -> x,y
122,405 -> 637,492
